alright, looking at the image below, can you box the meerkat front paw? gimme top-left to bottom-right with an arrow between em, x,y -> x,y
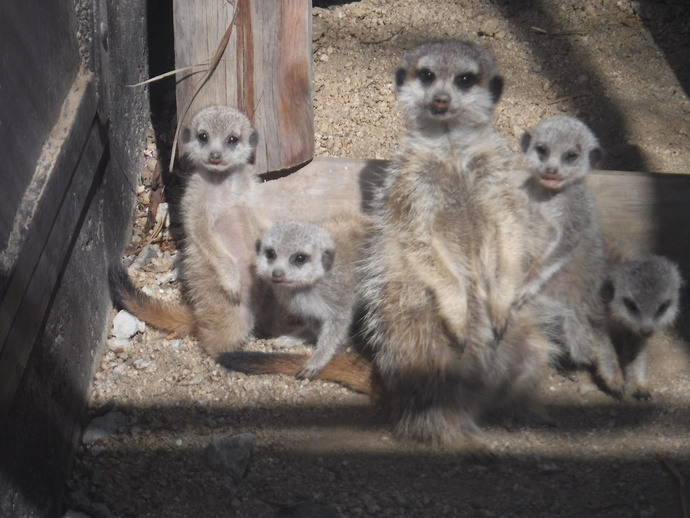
598,367 -> 625,400
487,305 -> 510,346
491,320 -> 508,345
442,319 -> 467,353
625,380 -> 651,401
219,278 -> 242,305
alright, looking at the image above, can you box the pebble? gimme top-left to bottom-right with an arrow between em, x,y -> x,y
146,156 -> 157,173
112,310 -> 144,339
156,202 -> 170,229
204,433 -> 256,478
578,383 -> 596,396
82,411 -> 128,445
129,244 -> 157,270
107,337 -> 132,354
133,358 -> 152,370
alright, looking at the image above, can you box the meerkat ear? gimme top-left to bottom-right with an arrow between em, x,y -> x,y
255,239 -> 262,254
248,129 -> 258,149
395,68 -> 407,89
181,127 -> 192,143
322,249 -> 335,272
589,147 -> 602,168
489,76 -> 504,104
520,131 -> 532,153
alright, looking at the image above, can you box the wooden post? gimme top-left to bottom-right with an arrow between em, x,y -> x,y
173,0 -> 313,175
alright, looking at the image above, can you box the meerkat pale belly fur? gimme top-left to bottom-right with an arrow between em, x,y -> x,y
519,116 -> 624,396
603,255 -> 683,399
358,40 -> 550,448
110,105 -> 269,357
253,212 -> 371,379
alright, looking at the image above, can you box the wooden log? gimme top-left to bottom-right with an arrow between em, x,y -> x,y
173,0 -> 313,175
259,158 -> 690,280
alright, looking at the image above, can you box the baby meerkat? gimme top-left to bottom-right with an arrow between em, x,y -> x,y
253,213 -> 371,379
603,255 -> 683,399
110,105 -> 269,357
356,40 -> 549,450
519,115 -> 625,397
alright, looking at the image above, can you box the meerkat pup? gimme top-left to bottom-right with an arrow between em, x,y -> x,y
110,105 -> 268,357
253,212 -> 371,379
356,40 -> 550,450
519,115 -> 625,397
603,255 -> 683,399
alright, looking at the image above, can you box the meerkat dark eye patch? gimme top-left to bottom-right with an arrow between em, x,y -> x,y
563,150 -> 579,163
265,249 -> 277,261
292,253 -> 310,266
535,144 -> 549,159
416,68 -> 436,85
656,300 -> 671,318
322,249 -> 335,272
454,72 -> 479,90
227,135 -> 239,146
197,132 -> 209,143
623,298 -> 639,315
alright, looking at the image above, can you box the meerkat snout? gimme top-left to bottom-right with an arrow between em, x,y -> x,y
209,151 -> 222,164
432,93 -> 451,114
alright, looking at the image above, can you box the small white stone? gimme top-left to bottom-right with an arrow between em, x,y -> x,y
156,202 -> 170,228
107,337 -> 131,353
133,358 -> 152,370
112,310 -> 144,339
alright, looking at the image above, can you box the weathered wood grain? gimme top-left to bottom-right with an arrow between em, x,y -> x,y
173,0 -> 313,174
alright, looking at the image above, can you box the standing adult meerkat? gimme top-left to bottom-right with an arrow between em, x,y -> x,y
109,105 -> 269,357
603,255 -> 683,399
357,40 -> 549,449
252,212 -> 372,379
519,115 -> 624,397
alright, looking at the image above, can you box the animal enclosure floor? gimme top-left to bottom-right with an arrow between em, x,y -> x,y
65,1 -> 690,517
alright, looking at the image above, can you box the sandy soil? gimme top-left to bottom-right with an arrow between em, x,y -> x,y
65,1 -> 690,517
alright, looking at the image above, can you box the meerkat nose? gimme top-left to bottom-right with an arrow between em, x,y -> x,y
431,94 -> 450,114
639,327 -> 654,338
271,269 -> 285,282
209,152 -> 222,165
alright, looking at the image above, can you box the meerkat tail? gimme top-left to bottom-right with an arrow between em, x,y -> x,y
217,352 -> 378,396
108,264 -> 195,335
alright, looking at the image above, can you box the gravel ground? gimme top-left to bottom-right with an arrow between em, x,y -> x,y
65,1 -> 690,517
